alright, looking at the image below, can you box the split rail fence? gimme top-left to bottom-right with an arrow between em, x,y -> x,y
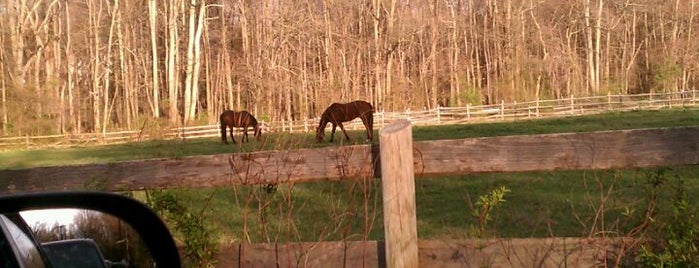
1,90 -> 697,148
1,120 -> 697,266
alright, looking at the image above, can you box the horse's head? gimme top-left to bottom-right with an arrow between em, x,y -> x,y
253,123 -> 263,141
315,126 -> 325,143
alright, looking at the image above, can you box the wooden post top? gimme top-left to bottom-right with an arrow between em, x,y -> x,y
380,119 -> 411,135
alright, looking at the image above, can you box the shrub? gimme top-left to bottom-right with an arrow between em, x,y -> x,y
147,190 -> 217,268
638,174 -> 699,267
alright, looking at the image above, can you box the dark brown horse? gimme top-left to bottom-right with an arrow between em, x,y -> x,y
220,110 -> 262,144
316,100 -> 374,142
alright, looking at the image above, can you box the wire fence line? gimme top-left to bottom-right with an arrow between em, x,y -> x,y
1,90 -> 697,149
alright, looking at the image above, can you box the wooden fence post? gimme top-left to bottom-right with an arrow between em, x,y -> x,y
467,104 -> 471,120
500,100 -> 505,119
379,119 -> 418,268
570,94 -> 575,114
381,110 -> 386,128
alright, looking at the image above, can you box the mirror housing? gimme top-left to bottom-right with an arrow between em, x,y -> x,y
0,191 -> 180,267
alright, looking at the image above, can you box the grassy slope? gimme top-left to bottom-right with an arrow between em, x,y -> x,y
2,108 -> 698,242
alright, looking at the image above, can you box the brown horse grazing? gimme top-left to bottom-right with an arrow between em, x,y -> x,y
220,110 -> 262,144
316,100 -> 374,143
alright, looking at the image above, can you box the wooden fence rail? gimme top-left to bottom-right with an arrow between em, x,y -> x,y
1,126 -> 696,195
219,238 -> 623,267
1,90 -> 697,149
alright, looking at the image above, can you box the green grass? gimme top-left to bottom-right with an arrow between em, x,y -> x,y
412,108 -> 699,140
417,168 -> 699,238
156,166 -> 697,243
3,108 -> 699,242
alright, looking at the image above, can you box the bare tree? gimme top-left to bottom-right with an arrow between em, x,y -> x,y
149,0 -> 160,118
167,0 -> 180,123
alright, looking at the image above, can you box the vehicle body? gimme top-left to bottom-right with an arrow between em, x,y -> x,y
42,238 -> 109,268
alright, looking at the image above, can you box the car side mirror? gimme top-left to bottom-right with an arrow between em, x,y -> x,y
0,192 -> 181,267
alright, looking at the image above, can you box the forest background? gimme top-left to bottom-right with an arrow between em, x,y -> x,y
1,0 -> 696,136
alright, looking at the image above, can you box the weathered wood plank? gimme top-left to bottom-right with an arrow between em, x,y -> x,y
0,145 -> 378,194
0,127 -> 696,194
218,238 -> 623,267
223,241 -> 382,268
379,120 -> 418,268
414,126 -> 699,176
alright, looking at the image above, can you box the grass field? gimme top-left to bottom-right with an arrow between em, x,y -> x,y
162,163 -> 698,244
2,108 -> 698,243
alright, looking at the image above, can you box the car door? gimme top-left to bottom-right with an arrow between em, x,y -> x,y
0,213 -> 50,268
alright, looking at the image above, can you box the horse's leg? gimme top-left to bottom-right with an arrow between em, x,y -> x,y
330,123 -> 337,142
230,127 -> 237,144
221,125 -> 228,144
242,126 -> 249,142
337,122 -> 350,141
360,115 -> 373,141
367,113 -> 374,141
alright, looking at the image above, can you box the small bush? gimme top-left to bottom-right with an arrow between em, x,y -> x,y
638,174 -> 699,267
147,190 -> 218,268
470,186 -> 510,237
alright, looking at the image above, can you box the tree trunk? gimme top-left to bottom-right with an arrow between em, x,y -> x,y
149,0 -> 160,118
429,0 -> 439,109
87,0 -> 103,134
183,0 -> 197,123
63,3 -> 77,133
102,0 -> 120,134
594,0 -> 603,94
5,0 -> 25,134
188,0 -> 206,122
167,0 -> 179,123
448,2 -> 459,106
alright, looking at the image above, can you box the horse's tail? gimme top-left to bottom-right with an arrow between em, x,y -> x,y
368,105 -> 375,141
365,101 -> 376,115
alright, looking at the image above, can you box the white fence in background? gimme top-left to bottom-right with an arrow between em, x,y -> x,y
1,90 -> 697,148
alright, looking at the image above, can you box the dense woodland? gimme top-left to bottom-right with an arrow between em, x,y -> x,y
0,0 -> 696,136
